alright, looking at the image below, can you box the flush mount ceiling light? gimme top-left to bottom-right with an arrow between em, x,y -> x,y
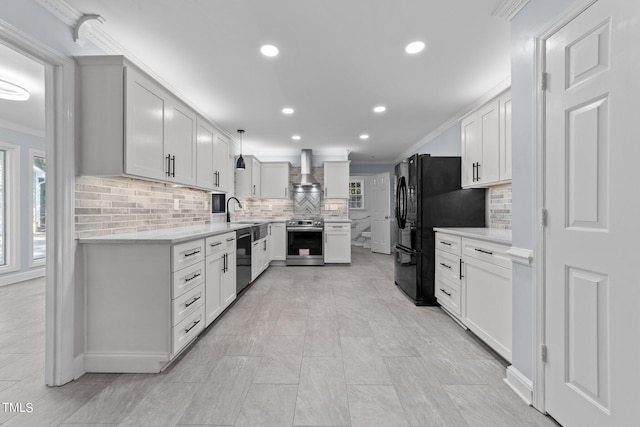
260,44 -> 279,57
292,135 -> 301,141
360,134 -> 370,140
373,105 -> 386,113
236,129 -> 246,170
0,78 -> 30,101
282,107 -> 294,114
405,41 -> 425,54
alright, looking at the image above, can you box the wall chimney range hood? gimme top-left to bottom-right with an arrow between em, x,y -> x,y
292,149 -> 321,190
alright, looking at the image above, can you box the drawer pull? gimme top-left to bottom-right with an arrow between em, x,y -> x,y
210,242 -> 222,247
184,250 -> 201,258
460,260 -> 464,279
185,319 -> 201,333
185,273 -> 201,283
184,296 -> 201,308
474,248 -> 493,255
226,237 -> 235,242
439,262 -> 452,269
440,288 -> 452,297
440,241 -> 452,246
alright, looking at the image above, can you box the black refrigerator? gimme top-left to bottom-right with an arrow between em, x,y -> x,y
394,154 -> 485,305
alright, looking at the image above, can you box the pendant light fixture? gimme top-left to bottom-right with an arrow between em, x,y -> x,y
236,129 -> 246,170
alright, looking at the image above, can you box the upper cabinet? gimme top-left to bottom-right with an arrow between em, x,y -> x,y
323,161 -> 350,198
235,155 -> 261,198
261,162 -> 290,199
196,119 -> 229,192
78,55 -> 225,190
212,135 -> 230,192
461,89 -> 512,188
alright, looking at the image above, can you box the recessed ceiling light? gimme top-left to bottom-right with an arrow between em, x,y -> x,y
360,134 -> 370,140
260,44 -> 279,57
0,78 -> 30,101
292,135 -> 301,141
282,107 -> 294,114
373,106 -> 386,113
405,41 -> 425,54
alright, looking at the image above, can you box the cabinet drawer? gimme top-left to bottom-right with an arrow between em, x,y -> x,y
172,239 -> 205,271
462,238 -> 511,269
436,277 -> 461,318
172,283 -> 204,326
435,250 -> 461,282
206,232 -> 235,257
172,261 -> 205,298
325,223 -> 350,231
172,306 -> 204,355
435,233 -> 461,256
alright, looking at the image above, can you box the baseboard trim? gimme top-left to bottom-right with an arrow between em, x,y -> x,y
505,365 -> 533,405
0,268 -> 45,286
84,352 -> 170,373
73,354 -> 85,380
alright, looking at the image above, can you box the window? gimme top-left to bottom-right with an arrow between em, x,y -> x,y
349,178 -> 364,209
31,152 -> 46,263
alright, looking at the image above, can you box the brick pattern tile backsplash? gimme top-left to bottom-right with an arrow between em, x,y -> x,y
489,183 -> 512,229
75,176 -> 211,238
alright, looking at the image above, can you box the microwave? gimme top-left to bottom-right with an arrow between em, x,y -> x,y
211,193 -> 226,214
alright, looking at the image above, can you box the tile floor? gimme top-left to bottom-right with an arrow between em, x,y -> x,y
0,246 -> 559,426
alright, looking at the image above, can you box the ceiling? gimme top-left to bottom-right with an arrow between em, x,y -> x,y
0,42 -> 45,137
63,0 -> 511,163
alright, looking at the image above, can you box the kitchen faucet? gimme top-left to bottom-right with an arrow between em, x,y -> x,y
226,197 -> 242,222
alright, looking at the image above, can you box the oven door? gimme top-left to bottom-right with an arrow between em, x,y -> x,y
286,227 -> 324,266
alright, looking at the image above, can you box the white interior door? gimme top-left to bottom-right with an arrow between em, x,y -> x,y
371,172 -> 391,254
544,1 -> 640,425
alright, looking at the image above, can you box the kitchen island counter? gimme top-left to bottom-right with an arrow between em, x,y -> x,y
433,227 -> 512,245
78,223 -> 254,244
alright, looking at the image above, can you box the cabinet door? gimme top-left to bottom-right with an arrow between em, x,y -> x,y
164,97 -> 196,186
251,241 -> 260,281
477,99 -> 500,185
205,253 -> 223,327
221,250 -> 236,309
463,255 -> 512,362
251,157 -> 261,198
262,238 -> 270,271
124,67 -> 166,181
235,155 -> 253,197
324,229 -> 351,263
269,223 -> 286,261
323,162 -> 350,198
461,113 -> 480,188
260,162 -> 290,199
213,135 -> 229,192
196,118 -> 215,189
499,91 -> 512,182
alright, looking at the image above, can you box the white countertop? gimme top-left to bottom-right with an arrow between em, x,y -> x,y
78,223 -> 255,244
433,227 -> 512,245
324,218 -> 352,223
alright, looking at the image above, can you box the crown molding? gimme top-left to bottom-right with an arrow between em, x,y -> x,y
492,0 -> 530,20
36,0 -> 237,144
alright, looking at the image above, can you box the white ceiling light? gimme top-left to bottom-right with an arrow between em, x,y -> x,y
405,41 -> 425,54
292,135 -> 301,141
282,107 -> 294,114
0,78 -> 30,101
359,134 -> 370,140
373,105 -> 386,113
260,44 -> 279,57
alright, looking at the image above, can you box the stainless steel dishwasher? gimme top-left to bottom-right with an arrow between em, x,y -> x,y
235,228 -> 252,293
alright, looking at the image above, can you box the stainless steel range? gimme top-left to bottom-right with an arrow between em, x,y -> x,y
286,217 -> 324,266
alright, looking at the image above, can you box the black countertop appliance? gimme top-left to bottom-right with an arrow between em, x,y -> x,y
394,154 -> 485,305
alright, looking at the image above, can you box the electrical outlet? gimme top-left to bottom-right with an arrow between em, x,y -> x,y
174,199 -> 179,210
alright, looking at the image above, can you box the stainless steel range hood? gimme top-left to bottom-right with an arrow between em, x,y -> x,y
292,149 -> 321,189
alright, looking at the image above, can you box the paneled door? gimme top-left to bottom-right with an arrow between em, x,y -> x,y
544,0 -> 640,425
371,172 -> 391,254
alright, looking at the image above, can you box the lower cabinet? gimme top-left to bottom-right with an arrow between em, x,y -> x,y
435,231 -> 512,362
269,222 -> 286,262
204,232 -> 236,327
324,222 -> 351,263
251,236 -> 270,281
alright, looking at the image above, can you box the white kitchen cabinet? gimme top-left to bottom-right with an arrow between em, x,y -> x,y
461,89 -> 511,188
204,232 -> 236,327
196,119 -> 230,192
77,56 -> 199,187
235,155 -> 261,198
435,231 -> 512,362
324,222 -> 351,263
269,222 -> 286,262
323,161 -> 350,198
261,162 -> 290,199
213,135 -> 230,192
251,236 -> 270,281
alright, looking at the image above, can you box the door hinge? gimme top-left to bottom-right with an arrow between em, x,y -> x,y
541,344 -> 548,363
541,72 -> 548,91
541,208 -> 548,227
